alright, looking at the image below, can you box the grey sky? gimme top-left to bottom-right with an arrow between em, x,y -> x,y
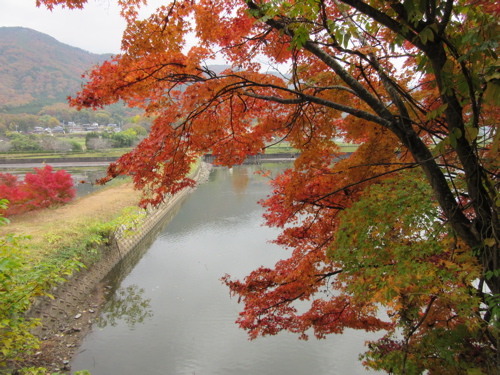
1,0 -> 134,54
0,1 -> 273,67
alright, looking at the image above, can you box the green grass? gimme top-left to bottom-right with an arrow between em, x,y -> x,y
265,143 -> 299,154
335,142 -> 359,152
266,141 -> 358,154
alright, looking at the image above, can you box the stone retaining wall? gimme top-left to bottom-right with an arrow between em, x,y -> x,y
25,162 -> 211,338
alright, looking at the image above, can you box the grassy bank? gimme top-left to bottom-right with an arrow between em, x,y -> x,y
2,179 -> 142,261
266,141 -> 357,154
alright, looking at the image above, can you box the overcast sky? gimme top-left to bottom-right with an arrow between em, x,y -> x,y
0,0 -> 160,54
0,0 -> 283,69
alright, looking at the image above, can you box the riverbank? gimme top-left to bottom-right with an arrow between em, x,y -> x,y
2,163 -> 211,373
1,183 -> 137,372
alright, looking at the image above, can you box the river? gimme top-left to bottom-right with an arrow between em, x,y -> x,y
70,163 -> 380,375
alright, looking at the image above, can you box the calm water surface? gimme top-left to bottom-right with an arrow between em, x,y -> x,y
71,164 -> 380,375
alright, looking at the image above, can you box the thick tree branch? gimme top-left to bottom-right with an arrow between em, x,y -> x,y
242,90 -> 390,126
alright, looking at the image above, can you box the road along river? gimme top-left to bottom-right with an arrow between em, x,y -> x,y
70,163 -> 381,375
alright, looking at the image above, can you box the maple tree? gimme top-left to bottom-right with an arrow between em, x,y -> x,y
37,0 -> 499,372
0,165 -> 75,216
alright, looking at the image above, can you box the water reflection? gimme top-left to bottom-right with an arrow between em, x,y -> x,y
72,168 -> 109,197
230,166 -> 250,196
98,284 -> 153,330
71,164 -> 379,375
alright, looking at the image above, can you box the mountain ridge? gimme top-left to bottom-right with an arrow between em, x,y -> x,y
0,27 -> 112,111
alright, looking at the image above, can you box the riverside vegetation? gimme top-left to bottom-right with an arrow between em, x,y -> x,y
0,178 -> 144,374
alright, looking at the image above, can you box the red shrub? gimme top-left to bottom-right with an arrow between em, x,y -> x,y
0,173 -> 29,216
0,165 -> 75,217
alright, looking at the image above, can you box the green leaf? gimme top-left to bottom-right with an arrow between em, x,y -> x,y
485,238 -> 497,247
484,81 -> 500,106
425,103 -> 448,120
464,126 -> 479,143
448,128 -> 462,149
419,26 -> 435,44
335,29 -> 343,47
485,269 -> 500,279
343,31 -> 351,48
441,59 -> 455,74
432,139 -> 447,156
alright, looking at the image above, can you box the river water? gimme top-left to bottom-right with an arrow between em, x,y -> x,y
70,163 -> 380,375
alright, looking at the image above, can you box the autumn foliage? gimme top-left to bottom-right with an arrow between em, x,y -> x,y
0,165 -> 75,216
37,0 -> 500,373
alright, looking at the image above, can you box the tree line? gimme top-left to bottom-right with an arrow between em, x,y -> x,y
0,125 -> 148,153
0,103 -> 152,135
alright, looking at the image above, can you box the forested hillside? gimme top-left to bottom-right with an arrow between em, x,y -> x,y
0,27 -> 111,112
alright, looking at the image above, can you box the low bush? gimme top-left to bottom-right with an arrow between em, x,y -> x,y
0,165 -> 75,217
0,199 -> 83,369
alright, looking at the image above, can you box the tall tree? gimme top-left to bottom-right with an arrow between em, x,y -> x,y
38,0 -> 500,372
